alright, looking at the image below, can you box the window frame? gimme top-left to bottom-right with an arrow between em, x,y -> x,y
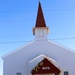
64,71 -> 69,75
16,72 -> 21,75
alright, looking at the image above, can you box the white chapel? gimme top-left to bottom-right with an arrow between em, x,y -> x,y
2,2 -> 75,75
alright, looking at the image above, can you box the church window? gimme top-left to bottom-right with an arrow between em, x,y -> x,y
16,72 -> 21,75
64,71 -> 69,75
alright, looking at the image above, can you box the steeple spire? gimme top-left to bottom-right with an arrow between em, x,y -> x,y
33,1 -> 49,41
35,2 -> 46,27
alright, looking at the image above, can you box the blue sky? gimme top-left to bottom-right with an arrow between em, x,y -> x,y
0,0 -> 75,75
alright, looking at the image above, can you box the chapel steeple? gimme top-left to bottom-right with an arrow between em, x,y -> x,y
33,2 -> 49,40
35,2 -> 46,27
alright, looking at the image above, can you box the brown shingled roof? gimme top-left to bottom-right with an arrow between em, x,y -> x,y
35,2 -> 46,27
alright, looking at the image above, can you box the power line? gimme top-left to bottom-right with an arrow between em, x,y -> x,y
1,17 -> 75,22
1,5 -> 75,9
0,5 -> 75,9
0,33 -> 75,37
0,41 -> 32,44
44,5 -> 75,8
50,37 -> 75,40
0,37 -> 75,44
0,35 -> 33,37
0,8 -> 75,12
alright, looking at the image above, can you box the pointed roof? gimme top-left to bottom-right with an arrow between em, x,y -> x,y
31,58 -> 61,74
35,2 -> 46,27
